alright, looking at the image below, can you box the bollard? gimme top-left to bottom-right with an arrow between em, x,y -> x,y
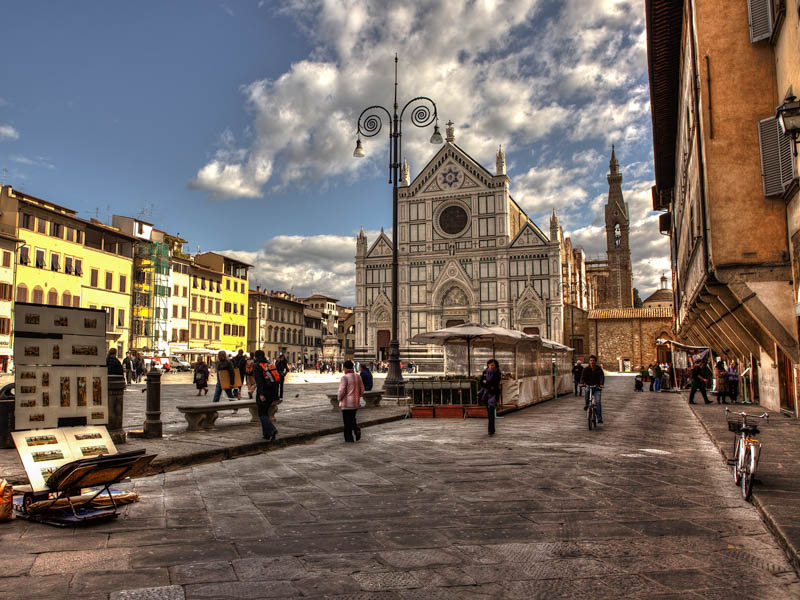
106,374 -> 127,444
143,366 -> 163,438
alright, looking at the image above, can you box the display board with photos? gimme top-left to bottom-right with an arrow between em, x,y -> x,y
11,426 -> 117,492
13,303 -> 109,430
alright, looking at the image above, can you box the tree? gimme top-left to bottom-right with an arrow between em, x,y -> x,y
633,288 -> 643,308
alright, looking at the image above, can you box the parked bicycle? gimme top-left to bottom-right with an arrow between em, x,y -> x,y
586,385 -> 602,430
726,408 -> 768,500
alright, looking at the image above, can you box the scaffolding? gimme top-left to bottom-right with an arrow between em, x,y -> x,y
132,241 -> 170,354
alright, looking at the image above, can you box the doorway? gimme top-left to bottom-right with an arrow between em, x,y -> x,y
376,330 -> 390,360
777,346 -> 795,414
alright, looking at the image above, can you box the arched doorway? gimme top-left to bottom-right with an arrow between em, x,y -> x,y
376,330 -> 390,361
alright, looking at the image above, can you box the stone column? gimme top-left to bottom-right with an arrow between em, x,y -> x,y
107,375 -> 127,444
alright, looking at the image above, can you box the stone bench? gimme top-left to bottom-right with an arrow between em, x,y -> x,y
327,390 -> 383,410
176,399 -> 280,431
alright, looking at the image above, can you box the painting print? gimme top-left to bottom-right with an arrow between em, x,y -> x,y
77,377 -> 87,407
92,377 -> 103,406
60,377 -> 70,407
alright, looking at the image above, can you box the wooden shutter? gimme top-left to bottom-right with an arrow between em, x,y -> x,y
759,117 -> 797,196
748,0 -> 773,42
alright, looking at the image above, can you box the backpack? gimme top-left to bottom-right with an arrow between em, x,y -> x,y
245,360 -> 254,376
260,362 -> 280,383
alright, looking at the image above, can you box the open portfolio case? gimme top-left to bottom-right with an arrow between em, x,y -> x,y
9,304 -> 156,525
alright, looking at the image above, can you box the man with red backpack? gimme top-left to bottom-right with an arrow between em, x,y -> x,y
244,354 -> 256,399
253,350 -> 279,441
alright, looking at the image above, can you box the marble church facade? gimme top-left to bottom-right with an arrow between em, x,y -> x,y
353,125 -> 564,370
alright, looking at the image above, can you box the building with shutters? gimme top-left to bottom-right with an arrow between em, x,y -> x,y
353,123 -> 564,371
646,0 -> 799,416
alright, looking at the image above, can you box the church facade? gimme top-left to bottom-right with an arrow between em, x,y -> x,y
353,124 -> 563,370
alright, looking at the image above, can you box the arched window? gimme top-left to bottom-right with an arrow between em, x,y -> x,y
62,291 -> 72,307
32,286 -> 44,304
280,328 -> 285,344
267,326 -> 272,343
47,288 -> 58,306
16,284 -> 28,303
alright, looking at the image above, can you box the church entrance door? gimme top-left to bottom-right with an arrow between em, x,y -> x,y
376,330 -> 390,360
523,327 -> 540,335
446,319 -> 465,328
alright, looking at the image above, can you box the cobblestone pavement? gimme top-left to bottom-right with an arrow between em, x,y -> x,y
2,375 -> 800,599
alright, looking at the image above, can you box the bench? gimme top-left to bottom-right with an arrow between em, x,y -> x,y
327,390 -> 383,410
176,399 -> 281,431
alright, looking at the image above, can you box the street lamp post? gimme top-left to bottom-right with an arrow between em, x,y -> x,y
353,55 -> 443,400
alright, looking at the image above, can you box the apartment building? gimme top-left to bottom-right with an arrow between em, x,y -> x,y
195,252 -> 250,353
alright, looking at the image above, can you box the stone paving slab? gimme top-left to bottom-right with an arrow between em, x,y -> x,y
685,395 -> 800,575
0,375 -> 406,485
1,376 -> 800,598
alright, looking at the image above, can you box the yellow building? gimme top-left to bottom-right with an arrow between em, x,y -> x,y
195,252 -> 250,352
0,186 -> 135,355
0,231 -> 21,372
188,262 -> 222,362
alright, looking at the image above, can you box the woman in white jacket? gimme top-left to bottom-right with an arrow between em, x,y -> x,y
337,360 -> 364,442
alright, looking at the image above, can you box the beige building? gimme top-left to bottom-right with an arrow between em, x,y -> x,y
647,0 -> 798,415
303,308 -> 323,366
0,231 -> 20,372
643,275 -> 674,310
167,236 -> 191,355
248,289 -> 305,364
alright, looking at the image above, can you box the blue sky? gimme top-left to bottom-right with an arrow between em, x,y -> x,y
1,0 -> 667,305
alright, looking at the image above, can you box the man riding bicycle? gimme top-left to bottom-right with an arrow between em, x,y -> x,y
580,355 -> 605,424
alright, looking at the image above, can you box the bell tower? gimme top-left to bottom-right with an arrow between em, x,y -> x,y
604,145 -> 633,308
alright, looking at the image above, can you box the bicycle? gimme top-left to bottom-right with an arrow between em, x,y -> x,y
726,408 -> 768,500
586,385 -> 602,430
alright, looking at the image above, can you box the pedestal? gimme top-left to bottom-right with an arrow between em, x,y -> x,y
322,335 -> 341,364
106,375 -> 127,444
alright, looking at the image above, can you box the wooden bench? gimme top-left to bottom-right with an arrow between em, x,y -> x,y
176,399 -> 280,431
327,390 -> 383,410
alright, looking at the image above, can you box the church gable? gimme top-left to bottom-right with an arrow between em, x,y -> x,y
431,258 -> 476,306
366,231 -> 393,258
510,222 -> 549,248
408,143 -> 497,197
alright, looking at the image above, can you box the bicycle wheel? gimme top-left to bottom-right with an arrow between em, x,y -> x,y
741,445 -> 755,500
733,437 -> 743,485
588,405 -> 594,430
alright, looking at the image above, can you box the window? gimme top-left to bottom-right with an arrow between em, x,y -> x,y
480,281 -> 497,302
410,312 -> 426,338
758,116 -> 797,196
64,227 -> 74,242
0,283 -> 11,301
215,325 -> 220,340
103,306 -> 115,330
64,256 -> 73,274
105,272 -> 113,290
226,279 -> 230,290
119,275 -> 126,293
193,276 -> 198,288
748,0 -> 774,42
215,301 -> 220,314
50,253 -> 59,272
233,304 -> 238,314
409,223 -> 425,242
33,286 -> 44,304
201,278 -> 206,290
47,288 -> 58,306
91,269 -> 99,287
118,309 -> 125,327
281,309 -> 286,322
409,202 -> 425,221
50,222 -> 62,238
224,324 -> 231,335
35,249 -> 45,269
21,213 -> 34,230
191,324 -> 197,338
224,302 -> 231,313
19,246 -> 29,266
478,195 -> 496,214
182,306 -> 187,318
478,217 -> 496,237
480,309 -> 498,325
182,286 -> 187,297
200,297 -> 206,312
74,259 -> 83,276
16,284 -> 28,302
172,305 -> 178,318
61,290 -> 71,306
191,297 -> 197,311
479,261 -> 497,279
173,284 -> 179,296
2,251 -> 9,268
37,218 -> 47,234
75,230 -> 84,244
240,304 -> 244,314
410,284 -> 426,304
199,324 -> 205,338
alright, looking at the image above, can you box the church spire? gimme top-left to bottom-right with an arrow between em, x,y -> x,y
496,145 -> 506,176
609,144 -> 619,174
549,208 -> 561,243
400,158 -> 410,186
445,120 -> 455,143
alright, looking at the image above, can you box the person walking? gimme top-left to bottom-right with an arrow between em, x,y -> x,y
106,348 -> 124,376
134,352 -> 145,383
245,354 -> 257,399
253,350 -> 278,441
232,349 -> 247,398
359,363 -> 373,392
122,351 -> 135,385
480,359 -> 502,436
213,350 -> 236,403
193,359 -> 209,396
647,364 -> 655,391
580,355 -> 605,424
275,354 -> 289,399
688,358 -> 712,404
653,363 -> 663,392
715,359 -> 729,404
572,360 -> 583,396
728,360 -> 740,404
337,360 -> 364,443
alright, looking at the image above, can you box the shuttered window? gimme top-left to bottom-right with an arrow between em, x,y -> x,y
748,0 -> 773,42
758,117 -> 797,196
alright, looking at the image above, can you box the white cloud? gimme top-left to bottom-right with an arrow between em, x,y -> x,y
0,125 -> 19,141
11,155 -> 55,169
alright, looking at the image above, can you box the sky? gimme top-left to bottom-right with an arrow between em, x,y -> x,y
0,0 -> 668,306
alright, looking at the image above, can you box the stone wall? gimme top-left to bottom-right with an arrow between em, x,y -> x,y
588,316 -> 673,372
